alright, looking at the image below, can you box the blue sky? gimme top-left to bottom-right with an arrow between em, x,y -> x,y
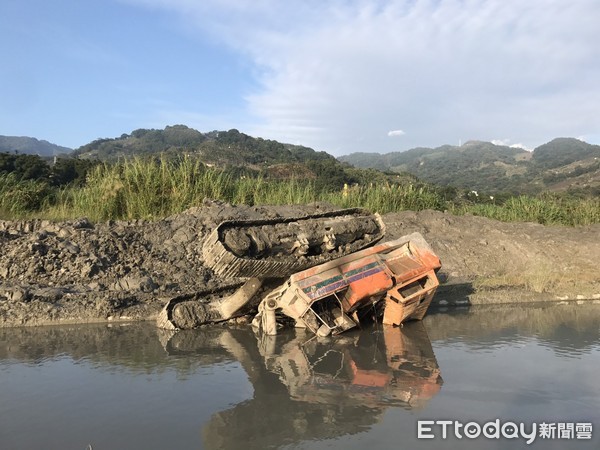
1,0 -> 599,155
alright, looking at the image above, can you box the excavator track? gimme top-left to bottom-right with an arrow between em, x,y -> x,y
156,278 -> 281,330
158,208 -> 386,330
156,281 -> 247,330
203,208 -> 386,279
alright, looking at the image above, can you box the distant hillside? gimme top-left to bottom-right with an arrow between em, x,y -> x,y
531,138 -> 600,169
72,125 -> 334,166
0,126 -> 423,194
70,125 -> 422,191
7,129 -> 598,195
0,136 -> 71,156
340,138 -> 600,195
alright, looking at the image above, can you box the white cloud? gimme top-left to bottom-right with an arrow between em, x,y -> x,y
388,130 -> 405,137
124,0 -> 600,155
509,143 -> 532,152
492,139 -> 532,151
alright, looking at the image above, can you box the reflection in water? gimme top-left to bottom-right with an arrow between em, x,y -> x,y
0,323 -> 232,376
259,323 -> 442,409
426,302 -> 600,355
161,322 -> 442,449
1,303 -> 599,449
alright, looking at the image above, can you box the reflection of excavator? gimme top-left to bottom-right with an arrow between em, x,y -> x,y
157,208 -> 441,335
158,322 -> 443,449
157,322 -> 443,449
258,322 -> 443,409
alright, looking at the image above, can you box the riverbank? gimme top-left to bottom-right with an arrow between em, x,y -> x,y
1,202 -> 599,327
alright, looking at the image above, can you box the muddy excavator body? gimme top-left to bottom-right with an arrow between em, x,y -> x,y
157,208 -> 441,335
252,233 -> 441,336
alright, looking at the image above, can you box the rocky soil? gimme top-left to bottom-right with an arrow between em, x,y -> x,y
1,201 -> 599,327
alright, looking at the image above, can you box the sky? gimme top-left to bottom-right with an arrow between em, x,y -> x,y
1,0 -> 599,156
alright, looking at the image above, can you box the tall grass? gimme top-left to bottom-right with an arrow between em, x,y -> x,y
47,157 -> 229,220
0,173 -> 54,217
454,194 -> 600,226
1,156 -> 599,226
42,157 -> 323,221
232,176 -> 319,206
38,158 -> 444,220
322,183 -> 445,213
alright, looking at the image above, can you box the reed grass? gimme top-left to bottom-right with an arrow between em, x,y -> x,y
453,194 -> 600,226
40,157 -> 323,220
322,182 -> 445,213
0,173 -> 54,216
1,156 -> 598,226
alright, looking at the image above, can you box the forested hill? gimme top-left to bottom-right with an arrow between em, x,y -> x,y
3,126 -> 423,192
8,127 -> 598,195
0,135 -> 72,156
340,138 -> 600,195
70,125 -> 426,190
72,125 -> 334,166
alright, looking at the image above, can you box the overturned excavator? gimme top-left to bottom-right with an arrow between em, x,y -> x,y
157,208 -> 441,335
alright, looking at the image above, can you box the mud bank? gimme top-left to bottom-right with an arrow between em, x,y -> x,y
1,202 -> 599,327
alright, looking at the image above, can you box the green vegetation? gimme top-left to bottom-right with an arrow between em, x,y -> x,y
73,126 -> 335,167
1,155 -> 598,226
0,173 -> 54,216
0,152 -> 99,186
532,138 -> 600,169
340,138 -> 600,195
0,153 -> 99,217
0,152 -> 50,181
2,129 -> 598,226
451,194 -> 600,226
47,158 -> 320,221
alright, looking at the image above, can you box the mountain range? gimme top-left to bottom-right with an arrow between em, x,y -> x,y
2,127 -> 599,195
0,135 -> 71,156
339,138 -> 600,195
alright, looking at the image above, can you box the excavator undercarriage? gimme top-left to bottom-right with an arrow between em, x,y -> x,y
157,208 -> 441,335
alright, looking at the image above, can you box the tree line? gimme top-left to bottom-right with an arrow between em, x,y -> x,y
0,153 -> 99,186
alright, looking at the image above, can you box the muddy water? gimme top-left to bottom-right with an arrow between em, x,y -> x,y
1,304 -> 599,450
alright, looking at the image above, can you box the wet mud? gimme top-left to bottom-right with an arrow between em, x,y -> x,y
1,202 -> 599,327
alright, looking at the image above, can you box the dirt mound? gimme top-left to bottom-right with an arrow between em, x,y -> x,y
384,210 -> 600,304
1,203 -> 598,327
0,201 -> 334,326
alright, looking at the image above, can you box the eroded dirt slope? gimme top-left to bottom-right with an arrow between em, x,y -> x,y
384,210 -> 600,304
